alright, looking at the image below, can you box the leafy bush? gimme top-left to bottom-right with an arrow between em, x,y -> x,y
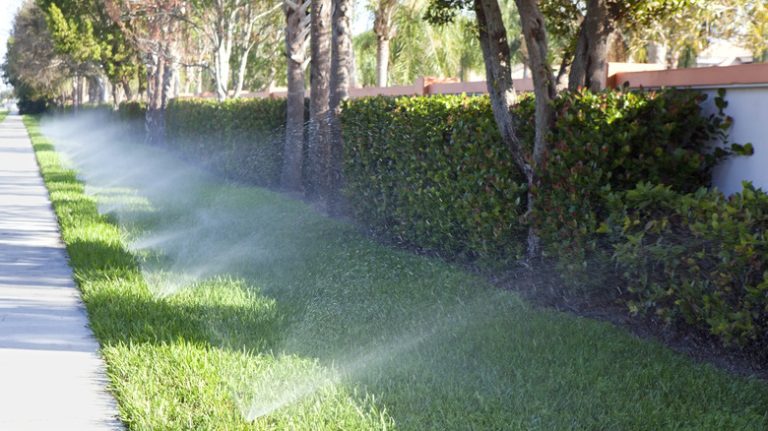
165,98 -> 286,186
116,101 -> 146,140
341,90 -> 731,266
341,95 -> 528,260
117,101 -> 146,122
607,182 -> 768,358
532,89 -> 736,289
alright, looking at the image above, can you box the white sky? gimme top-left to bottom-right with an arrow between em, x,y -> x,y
353,1 -> 374,35
1,0 -> 25,91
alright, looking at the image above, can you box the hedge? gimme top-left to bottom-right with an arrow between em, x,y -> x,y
533,89 -> 734,289
165,98 -> 286,186
340,90 -> 729,266
341,95 -> 528,261
606,182 -> 768,359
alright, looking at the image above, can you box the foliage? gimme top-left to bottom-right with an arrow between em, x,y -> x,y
533,89 -> 739,288
737,0 -> 768,61
606,182 -> 768,358
37,0 -> 141,88
341,95 -> 528,260
355,0 -> 485,86
2,2 -> 71,113
340,90 -> 732,266
117,100 -> 146,122
165,98 -> 286,186
625,0 -> 749,67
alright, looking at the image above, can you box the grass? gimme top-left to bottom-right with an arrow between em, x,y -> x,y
24,115 -> 768,430
0,110 -> 7,122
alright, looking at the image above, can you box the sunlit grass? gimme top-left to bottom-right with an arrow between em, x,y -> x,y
25,115 -> 768,430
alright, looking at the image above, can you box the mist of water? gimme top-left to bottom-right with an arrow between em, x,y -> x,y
38,112 -> 525,425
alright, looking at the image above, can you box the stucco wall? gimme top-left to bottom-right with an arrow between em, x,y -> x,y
700,86 -> 768,195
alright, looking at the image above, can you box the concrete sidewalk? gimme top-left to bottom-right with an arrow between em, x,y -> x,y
0,115 -> 122,429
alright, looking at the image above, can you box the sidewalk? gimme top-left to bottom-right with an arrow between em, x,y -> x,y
0,114 -> 122,429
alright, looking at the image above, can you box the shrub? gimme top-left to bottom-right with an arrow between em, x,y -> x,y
165,98 -> 286,186
115,101 -> 146,139
341,90 -> 731,266
606,182 -> 768,358
341,95 -> 528,260
117,101 -> 146,122
532,89 -> 735,289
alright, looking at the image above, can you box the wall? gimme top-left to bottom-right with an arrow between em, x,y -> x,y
610,63 -> 768,194
703,86 -> 768,194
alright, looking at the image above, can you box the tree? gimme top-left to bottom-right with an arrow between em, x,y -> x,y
37,0 -> 142,104
625,0 -> 763,68
281,0 -> 310,191
740,0 -> 768,62
515,0 -> 556,256
185,0 -> 282,100
104,0 -> 187,144
566,0 -> 693,89
307,0 -> 332,202
353,0 -> 484,86
427,0 -> 554,257
372,0 -> 399,86
42,2 -> 103,106
329,0 -> 353,213
232,1 -> 284,97
566,0 -> 610,91
2,1 -> 73,112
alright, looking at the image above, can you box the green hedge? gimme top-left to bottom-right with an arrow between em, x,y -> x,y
533,89 -> 732,289
340,90 -> 727,264
606,182 -> 768,358
341,95 -> 528,261
165,98 -> 286,186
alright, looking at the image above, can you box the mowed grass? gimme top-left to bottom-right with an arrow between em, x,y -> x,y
25,115 -> 768,430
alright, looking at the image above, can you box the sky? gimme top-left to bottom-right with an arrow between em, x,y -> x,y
0,0 -> 25,91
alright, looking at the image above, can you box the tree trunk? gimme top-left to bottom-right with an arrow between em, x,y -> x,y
329,0 -> 352,215
515,0 -> 556,258
473,0 -> 527,174
568,0 -> 610,92
213,37 -> 233,100
307,0 -> 332,204
213,41 -> 232,101
87,76 -> 99,104
145,38 -> 178,146
74,73 -> 82,109
373,0 -> 397,87
375,37 -> 390,87
122,79 -> 133,102
145,52 -> 164,145
112,83 -> 121,107
606,30 -> 628,62
568,21 -> 587,90
233,46 -> 251,97
281,0 -> 310,191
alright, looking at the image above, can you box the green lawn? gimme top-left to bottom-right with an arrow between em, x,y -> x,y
25,115 -> 768,430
